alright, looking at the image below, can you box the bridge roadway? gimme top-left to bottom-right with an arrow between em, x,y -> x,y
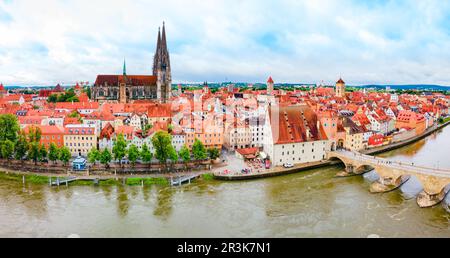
328,150 -> 450,208
330,150 -> 450,178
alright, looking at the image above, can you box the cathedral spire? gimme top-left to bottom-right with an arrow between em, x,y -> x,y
153,27 -> 162,75
161,22 -> 167,52
123,58 -> 127,76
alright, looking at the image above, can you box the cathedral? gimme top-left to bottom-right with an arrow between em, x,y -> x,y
92,23 -> 172,103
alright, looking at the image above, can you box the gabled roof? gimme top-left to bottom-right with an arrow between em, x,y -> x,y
268,105 -> 328,144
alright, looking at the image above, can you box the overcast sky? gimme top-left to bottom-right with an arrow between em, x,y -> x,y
1,0 -> 450,86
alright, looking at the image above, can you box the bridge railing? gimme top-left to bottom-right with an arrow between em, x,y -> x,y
329,150 -> 450,177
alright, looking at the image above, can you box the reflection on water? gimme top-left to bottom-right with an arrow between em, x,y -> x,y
116,186 -> 130,217
0,127 -> 450,237
154,187 -> 174,220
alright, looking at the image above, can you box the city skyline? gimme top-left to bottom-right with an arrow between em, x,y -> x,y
1,0 -> 450,86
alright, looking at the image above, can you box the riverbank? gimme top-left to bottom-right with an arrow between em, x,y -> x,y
0,172 -> 172,186
214,120 -> 450,181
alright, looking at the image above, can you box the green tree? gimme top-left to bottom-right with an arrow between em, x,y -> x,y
68,111 -> 80,118
28,142 -> 41,165
14,131 -> 29,161
1,140 -> 14,160
59,147 -> 71,166
208,148 -> 221,161
112,134 -> 127,164
48,143 -> 60,164
192,139 -> 207,161
39,145 -> 48,162
0,114 -> 20,142
48,94 -> 58,103
168,146 -> 178,165
168,124 -> 174,133
140,143 -> 153,168
100,149 -> 112,168
84,87 -> 92,99
28,126 -> 42,143
87,148 -> 100,166
127,144 -> 140,168
143,124 -> 153,136
151,131 -> 173,168
179,145 -> 191,168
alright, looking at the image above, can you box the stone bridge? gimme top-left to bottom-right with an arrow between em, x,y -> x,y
327,150 -> 450,208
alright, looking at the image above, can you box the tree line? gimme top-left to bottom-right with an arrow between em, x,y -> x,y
0,114 -> 72,166
88,131 -> 221,170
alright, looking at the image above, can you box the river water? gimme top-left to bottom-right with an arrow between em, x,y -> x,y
1,128 -> 449,238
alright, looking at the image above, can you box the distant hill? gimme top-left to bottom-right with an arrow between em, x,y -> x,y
5,83 -> 450,91
354,85 -> 450,91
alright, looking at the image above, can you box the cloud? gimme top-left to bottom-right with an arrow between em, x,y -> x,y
0,0 -> 450,86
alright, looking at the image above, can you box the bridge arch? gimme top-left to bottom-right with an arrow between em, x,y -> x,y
354,164 -> 375,175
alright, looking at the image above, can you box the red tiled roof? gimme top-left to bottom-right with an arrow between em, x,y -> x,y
236,147 -> 259,156
55,102 -> 99,110
19,116 -> 44,125
269,105 -> 327,144
95,75 -> 157,86
148,104 -> 171,118
23,125 -> 64,135
100,123 -> 115,140
267,76 -> 274,84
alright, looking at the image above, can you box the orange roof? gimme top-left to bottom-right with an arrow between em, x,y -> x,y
100,123 -> 115,140
148,104 -> 171,118
19,116 -> 44,125
23,125 -> 64,135
236,147 -> 259,156
56,102 -> 99,110
116,126 -> 135,139
268,105 -> 327,144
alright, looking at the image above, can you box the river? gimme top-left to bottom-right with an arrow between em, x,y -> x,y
0,127 -> 449,238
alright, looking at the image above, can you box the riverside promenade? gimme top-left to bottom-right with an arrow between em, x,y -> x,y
214,120 -> 450,181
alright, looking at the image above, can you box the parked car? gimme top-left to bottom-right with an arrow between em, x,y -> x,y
283,163 -> 294,168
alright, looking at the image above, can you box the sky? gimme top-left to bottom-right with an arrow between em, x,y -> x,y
1,0 -> 450,86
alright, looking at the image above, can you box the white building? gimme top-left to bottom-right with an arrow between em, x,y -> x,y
263,105 -> 332,167
248,116 -> 266,148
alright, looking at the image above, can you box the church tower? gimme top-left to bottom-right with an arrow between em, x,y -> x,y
119,59 -> 127,104
336,78 -> 346,98
267,76 -> 274,95
153,22 -> 172,103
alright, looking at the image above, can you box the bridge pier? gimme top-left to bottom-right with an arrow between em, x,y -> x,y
417,189 -> 449,208
370,175 -> 411,193
336,164 -> 373,177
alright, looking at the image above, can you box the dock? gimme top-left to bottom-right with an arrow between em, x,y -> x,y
49,177 -> 78,186
170,174 -> 200,186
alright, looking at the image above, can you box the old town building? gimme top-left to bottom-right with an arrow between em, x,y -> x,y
92,23 -> 172,103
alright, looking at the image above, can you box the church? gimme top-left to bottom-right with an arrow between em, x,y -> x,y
92,23 -> 172,103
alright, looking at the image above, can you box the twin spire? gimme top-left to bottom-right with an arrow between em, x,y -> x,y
153,22 -> 170,75
122,22 -> 169,77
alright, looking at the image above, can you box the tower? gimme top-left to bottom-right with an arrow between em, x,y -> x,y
153,22 -> 172,103
336,78 -> 346,98
203,81 -> 209,94
119,59 -> 127,104
267,76 -> 274,95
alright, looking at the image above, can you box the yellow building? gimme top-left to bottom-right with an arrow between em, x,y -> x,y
342,118 -> 365,151
64,125 -> 98,157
